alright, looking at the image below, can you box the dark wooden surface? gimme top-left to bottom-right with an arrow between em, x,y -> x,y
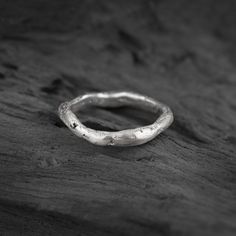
0,0 -> 236,235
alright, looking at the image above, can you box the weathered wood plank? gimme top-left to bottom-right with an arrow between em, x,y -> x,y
0,0 -> 235,235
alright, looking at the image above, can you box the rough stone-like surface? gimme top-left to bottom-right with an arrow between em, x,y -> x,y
0,0 -> 235,235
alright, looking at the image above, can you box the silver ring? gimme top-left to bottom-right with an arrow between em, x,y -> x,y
58,91 -> 174,146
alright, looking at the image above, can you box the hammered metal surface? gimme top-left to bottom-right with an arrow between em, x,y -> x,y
58,92 -> 174,146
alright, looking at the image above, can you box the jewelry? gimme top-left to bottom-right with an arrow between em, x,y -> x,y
58,91 -> 174,146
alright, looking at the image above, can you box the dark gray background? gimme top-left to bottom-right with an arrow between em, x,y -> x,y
0,0 -> 235,235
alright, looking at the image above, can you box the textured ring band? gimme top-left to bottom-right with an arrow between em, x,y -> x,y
58,91 -> 174,146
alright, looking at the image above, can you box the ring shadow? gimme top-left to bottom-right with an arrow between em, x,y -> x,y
73,105 -> 165,161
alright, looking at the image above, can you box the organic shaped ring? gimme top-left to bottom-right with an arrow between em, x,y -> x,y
58,91 -> 174,146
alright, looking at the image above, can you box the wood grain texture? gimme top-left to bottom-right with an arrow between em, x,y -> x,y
0,0 -> 235,235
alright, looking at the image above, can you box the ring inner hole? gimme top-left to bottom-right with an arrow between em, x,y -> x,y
72,97 -> 161,131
